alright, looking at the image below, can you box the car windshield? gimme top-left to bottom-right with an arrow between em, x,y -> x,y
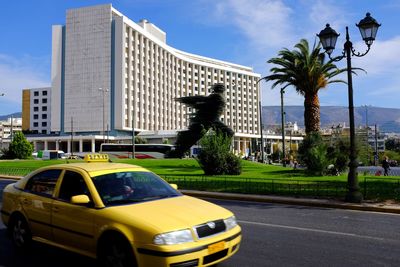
92,171 -> 181,206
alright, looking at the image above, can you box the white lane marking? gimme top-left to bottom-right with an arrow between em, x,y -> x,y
238,220 -> 386,241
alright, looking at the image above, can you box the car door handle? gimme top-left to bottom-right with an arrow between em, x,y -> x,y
22,198 -> 31,205
53,206 -> 59,213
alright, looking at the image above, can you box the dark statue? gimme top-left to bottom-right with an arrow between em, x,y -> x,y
171,83 -> 234,158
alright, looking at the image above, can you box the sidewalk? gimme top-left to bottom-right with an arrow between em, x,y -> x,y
1,175 -> 399,214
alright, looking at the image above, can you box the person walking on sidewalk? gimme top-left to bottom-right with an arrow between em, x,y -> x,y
382,156 -> 390,176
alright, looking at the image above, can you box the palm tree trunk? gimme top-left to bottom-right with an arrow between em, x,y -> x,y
304,92 -> 320,134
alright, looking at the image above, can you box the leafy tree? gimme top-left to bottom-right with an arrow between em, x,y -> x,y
297,132 -> 329,175
385,138 -> 400,152
327,138 -> 349,173
134,136 -> 147,144
8,131 -> 33,159
197,130 -> 241,175
264,39 -> 347,134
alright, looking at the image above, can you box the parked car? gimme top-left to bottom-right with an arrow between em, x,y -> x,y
1,154 -> 241,267
35,150 -> 66,160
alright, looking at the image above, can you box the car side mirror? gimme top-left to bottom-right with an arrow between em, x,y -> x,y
170,184 -> 178,190
71,194 -> 91,205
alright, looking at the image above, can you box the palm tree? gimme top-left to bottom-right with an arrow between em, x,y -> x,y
264,39 -> 347,134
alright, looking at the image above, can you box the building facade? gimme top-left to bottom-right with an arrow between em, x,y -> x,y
49,4 -> 261,155
22,87 -> 52,134
0,117 -> 22,149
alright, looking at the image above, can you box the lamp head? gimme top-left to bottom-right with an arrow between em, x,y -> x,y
356,12 -> 381,46
317,24 -> 340,55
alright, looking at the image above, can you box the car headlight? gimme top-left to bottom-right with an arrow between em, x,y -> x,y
153,229 -> 194,245
224,216 -> 238,230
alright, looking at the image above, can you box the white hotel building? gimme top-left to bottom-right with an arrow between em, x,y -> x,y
31,4 -> 261,155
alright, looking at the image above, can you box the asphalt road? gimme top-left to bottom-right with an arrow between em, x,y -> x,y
1,179 -> 400,267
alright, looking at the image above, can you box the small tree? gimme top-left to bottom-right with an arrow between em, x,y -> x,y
297,132 -> 329,175
197,130 -> 241,175
134,136 -> 147,144
8,131 -> 34,159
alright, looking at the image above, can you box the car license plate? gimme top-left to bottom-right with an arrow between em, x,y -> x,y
208,241 -> 225,254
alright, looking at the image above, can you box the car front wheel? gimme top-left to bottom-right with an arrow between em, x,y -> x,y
98,234 -> 137,267
11,215 -> 32,249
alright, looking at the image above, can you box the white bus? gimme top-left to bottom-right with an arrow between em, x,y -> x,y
100,143 -> 175,159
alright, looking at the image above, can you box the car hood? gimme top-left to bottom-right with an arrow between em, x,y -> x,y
104,195 -> 232,232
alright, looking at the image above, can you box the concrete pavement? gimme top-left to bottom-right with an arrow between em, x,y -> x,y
1,175 -> 399,214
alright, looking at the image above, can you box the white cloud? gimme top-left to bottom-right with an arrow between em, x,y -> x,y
353,36 -> 400,75
308,0 -> 349,31
0,54 -> 50,106
209,0 -> 295,49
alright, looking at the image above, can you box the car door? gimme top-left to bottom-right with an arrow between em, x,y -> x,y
52,170 -> 96,254
22,169 -> 62,241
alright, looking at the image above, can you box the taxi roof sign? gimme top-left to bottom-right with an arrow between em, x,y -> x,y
84,153 -> 109,162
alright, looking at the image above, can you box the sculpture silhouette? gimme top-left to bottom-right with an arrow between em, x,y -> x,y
172,83 -> 234,158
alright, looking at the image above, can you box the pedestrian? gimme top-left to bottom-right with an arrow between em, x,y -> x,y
293,159 -> 298,170
382,156 -> 390,176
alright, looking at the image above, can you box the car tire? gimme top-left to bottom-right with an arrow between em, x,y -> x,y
98,234 -> 137,267
10,214 -> 32,249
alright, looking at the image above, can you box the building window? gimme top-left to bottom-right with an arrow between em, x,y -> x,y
42,106 -> 47,111
34,91 -> 39,96
42,91 -> 48,96
42,122 -> 47,127
34,99 -> 39,104
33,115 -> 38,120
33,122 -> 38,127
42,98 -> 47,104
34,107 -> 39,112
42,114 -> 47,119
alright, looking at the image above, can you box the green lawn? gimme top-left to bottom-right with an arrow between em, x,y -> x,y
1,158 -> 399,200
0,158 -> 347,181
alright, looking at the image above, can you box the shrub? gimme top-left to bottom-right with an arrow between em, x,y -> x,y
8,131 -> 34,159
297,132 -> 329,175
197,130 -> 241,175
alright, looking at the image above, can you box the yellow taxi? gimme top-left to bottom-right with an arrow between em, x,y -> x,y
1,154 -> 241,267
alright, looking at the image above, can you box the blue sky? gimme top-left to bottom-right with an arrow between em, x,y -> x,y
1,0 -> 399,116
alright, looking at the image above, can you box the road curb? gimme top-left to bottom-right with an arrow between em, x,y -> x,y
181,190 -> 400,215
0,175 -> 22,180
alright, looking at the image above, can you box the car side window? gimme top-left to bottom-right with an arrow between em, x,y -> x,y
25,169 -> 62,197
58,171 -> 90,202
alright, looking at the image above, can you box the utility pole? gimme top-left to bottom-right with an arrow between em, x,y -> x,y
374,124 -> 378,166
132,117 -> 135,159
10,115 -> 13,140
70,117 -> 74,156
259,101 -> 264,163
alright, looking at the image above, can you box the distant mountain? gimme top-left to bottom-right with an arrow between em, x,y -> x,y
0,112 -> 22,121
262,106 -> 400,133
2,108 -> 400,133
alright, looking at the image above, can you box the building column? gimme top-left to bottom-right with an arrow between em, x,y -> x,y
242,138 -> 247,156
55,140 -> 60,150
44,140 -> 48,150
33,141 -> 37,151
67,140 -> 71,153
79,139 -> 83,153
91,138 -> 96,153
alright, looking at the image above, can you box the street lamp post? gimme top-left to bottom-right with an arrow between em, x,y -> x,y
318,13 -> 380,203
0,93 -> 4,148
363,104 -> 370,165
99,88 -> 109,144
255,78 -> 265,163
280,88 -> 286,167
